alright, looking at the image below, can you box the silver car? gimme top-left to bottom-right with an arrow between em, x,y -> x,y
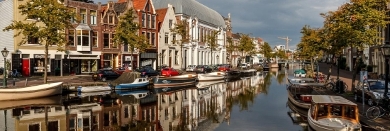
186,65 -> 196,72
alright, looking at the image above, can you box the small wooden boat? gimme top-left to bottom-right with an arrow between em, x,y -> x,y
77,86 -> 111,93
0,95 -> 62,110
196,80 -> 225,89
198,72 -> 226,81
287,78 -> 325,109
308,95 -> 361,131
153,74 -> 197,87
115,78 -> 149,90
0,82 -> 63,101
225,70 -> 241,81
78,91 -> 111,98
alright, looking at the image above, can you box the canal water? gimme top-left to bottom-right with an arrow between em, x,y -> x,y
0,68 -> 316,131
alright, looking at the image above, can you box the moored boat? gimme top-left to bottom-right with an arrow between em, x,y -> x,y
153,74 -> 197,87
0,82 -> 63,101
78,91 -> 111,98
308,95 -> 361,131
240,69 -> 257,77
198,72 -> 226,81
114,78 -> 149,90
225,70 -> 241,81
287,78 -> 325,109
0,95 -> 63,110
77,85 -> 111,93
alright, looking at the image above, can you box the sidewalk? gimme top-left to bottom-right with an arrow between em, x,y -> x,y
0,75 -> 96,88
318,63 -> 390,130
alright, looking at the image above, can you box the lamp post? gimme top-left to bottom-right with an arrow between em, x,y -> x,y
216,55 -> 219,64
1,48 -> 9,88
381,42 -> 390,98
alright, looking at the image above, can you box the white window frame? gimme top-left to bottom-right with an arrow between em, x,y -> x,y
80,9 -> 87,24
76,30 -> 90,46
90,10 -> 97,25
92,31 -> 98,47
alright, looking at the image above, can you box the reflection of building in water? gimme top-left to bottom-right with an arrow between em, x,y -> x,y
157,87 -> 186,131
138,94 -> 158,130
117,95 -> 140,128
12,105 -> 66,131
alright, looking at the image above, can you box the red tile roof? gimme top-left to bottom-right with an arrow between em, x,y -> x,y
117,0 -> 126,3
156,8 -> 168,23
133,0 -> 147,11
101,6 -> 107,12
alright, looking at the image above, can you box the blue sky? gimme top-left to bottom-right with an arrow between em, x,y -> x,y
95,0 -> 348,49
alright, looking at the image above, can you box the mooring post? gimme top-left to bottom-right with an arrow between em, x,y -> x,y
25,78 -> 28,86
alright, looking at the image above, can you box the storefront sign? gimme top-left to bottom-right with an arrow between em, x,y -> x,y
125,56 -> 132,61
34,54 -> 50,58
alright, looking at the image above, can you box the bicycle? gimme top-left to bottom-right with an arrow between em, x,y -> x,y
365,99 -> 390,120
325,78 -> 348,93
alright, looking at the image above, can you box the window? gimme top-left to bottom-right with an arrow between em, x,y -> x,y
69,8 -> 76,23
200,28 -> 203,42
142,13 -> 146,27
48,121 -> 59,131
29,123 -> 40,131
330,105 -> 342,117
28,35 -> 39,44
173,33 -> 176,43
92,31 -> 98,47
169,19 -> 173,28
111,34 -> 117,48
69,119 -> 75,131
124,106 -> 129,118
103,33 -> 109,48
317,105 -> 328,118
165,32 -> 169,44
165,108 -> 169,120
151,15 -> 155,28
76,30 -> 90,46
109,15 -> 114,24
344,106 -> 356,119
80,9 -> 86,24
90,10 -> 97,25
68,29 -> 75,46
151,33 -> 155,46
147,32 -> 150,44
147,14 -> 150,28
175,51 -> 178,64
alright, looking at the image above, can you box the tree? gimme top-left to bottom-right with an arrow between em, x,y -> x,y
260,42 -> 273,62
296,25 -> 324,73
237,34 -> 255,63
4,0 -> 76,83
226,36 -> 235,65
206,29 -> 221,65
321,0 -> 389,90
170,19 -> 190,69
113,8 -> 148,69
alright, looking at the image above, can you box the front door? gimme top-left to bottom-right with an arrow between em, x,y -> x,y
22,59 -> 30,76
169,57 -> 172,67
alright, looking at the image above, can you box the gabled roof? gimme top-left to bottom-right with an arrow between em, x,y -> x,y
133,0 -> 147,11
114,2 -> 127,13
156,8 -> 168,32
232,33 -> 241,39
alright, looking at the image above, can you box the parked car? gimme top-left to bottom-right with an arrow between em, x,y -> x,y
186,65 -> 197,72
137,66 -> 159,77
218,65 -> 230,71
92,69 -> 121,82
161,68 -> 180,76
354,79 -> 390,106
114,67 -> 127,75
195,65 -> 213,74
239,63 -> 248,69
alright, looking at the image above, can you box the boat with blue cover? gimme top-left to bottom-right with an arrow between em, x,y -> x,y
114,78 -> 149,90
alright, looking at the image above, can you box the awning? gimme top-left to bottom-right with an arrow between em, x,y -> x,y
75,24 -> 92,30
69,55 -> 99,59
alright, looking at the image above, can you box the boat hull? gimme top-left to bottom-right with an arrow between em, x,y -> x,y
197,80 -> 225,89
287,90 -> 311,109
153,74 -> 197,87
198,72 -> 226,81
308,108 -> 361,131
0,82 -> 63,101
115,82 -> 149,90
77,86 -> 111,93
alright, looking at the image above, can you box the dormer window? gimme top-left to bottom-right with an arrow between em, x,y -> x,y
108,15 -> 114,24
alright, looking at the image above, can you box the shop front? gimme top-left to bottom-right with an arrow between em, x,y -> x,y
139,52 -> 157,69
102,53 -> 119,69
122,54 -> 138,70
32,54 -> 51,75
68,54 -> 100,75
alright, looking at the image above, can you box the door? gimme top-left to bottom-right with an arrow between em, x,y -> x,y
169,57 -> 172,67
22,59 -> 30,76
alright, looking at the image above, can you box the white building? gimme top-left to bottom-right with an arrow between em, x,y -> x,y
154,0 -> 227,68
0,0 -> 14,69
156,4 -> 182,69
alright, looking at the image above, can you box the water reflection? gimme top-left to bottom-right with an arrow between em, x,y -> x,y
0,73 -> 272,131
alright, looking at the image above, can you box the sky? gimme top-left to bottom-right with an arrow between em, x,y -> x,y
95,0 -> 348,50
195,0 -> 348,49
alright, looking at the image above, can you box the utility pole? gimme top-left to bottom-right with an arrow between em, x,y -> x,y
278,36 -> 292,59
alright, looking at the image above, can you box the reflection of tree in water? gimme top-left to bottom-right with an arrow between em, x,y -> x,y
276,72 -> 286,84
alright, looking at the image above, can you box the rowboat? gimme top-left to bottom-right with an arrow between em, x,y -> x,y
115,78 -> 149,90
308,95 -> 361,131
196,80 -> 225,89
0,95 -> 62,110
77,86 -> 111,93
153,74 -> 197,88
198,72 -> 226,81
0,82 -> 63,101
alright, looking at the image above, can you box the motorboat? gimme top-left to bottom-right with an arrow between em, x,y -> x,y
198,72 -> 226,81
153,74 -> 197,87
0,82 -> 63,101
77,85 -> 111,93
115,78 -> 149,90
287,78 -> 325,109
308,95 -> 361,131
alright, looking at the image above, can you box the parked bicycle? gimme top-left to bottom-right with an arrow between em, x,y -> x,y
325,78 -> 348,93
366,98 -> 390,120
8,69 -> 22,78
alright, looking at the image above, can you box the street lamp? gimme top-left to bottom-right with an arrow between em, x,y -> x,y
216,55 -> 219,64
1,48 -> 9,88
381,42 -> 390,98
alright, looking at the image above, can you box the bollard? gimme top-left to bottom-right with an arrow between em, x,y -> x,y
12,78 -> 15,86
25,78 -> 28,87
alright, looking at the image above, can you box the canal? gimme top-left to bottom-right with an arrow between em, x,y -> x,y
0,68 -> 311,131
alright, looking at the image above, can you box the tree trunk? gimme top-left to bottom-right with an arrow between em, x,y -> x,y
44,44 -> 48,84
181,44 -> 184,70
326,54 -> 335,80
352,57 -> 359,92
